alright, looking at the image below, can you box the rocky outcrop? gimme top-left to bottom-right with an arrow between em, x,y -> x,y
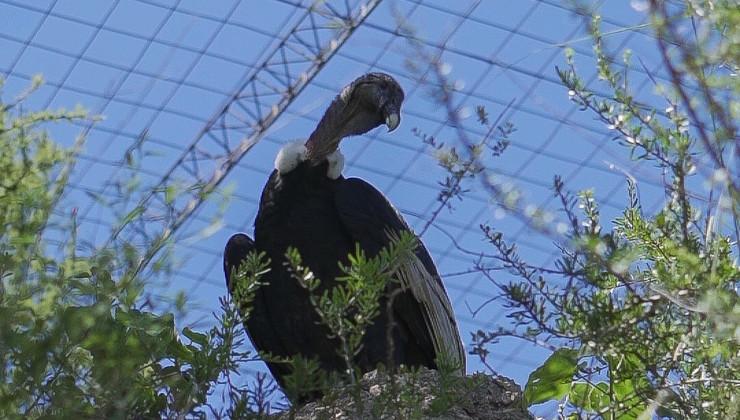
272,368 -> 535,419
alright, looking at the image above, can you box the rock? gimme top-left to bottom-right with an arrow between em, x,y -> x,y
271,368 -> 536,419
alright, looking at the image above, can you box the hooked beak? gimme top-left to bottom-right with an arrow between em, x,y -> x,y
384,109 -> 400,132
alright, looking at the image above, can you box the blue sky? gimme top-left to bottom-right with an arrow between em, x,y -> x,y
0,0 -> 676,414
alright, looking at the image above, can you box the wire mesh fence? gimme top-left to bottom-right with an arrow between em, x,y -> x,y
1,0 -> 679,414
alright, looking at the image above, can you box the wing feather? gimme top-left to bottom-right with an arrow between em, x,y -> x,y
224,233 -> 293,380
334,178 -> 465,372
393,238 -> 465,372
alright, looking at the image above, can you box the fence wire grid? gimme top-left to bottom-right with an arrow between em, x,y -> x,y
1,0 -> 678,413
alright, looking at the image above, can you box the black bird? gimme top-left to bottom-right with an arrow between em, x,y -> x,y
224,73 -> 465,400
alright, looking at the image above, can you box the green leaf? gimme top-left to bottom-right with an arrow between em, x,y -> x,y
121,206 -> 143,225
93,266 -> 115,291
524,347 -> 578,406
570,381 -> 610,412
167,339 -> 194,361
165,184 -> 176,205
182,327 -> 209,347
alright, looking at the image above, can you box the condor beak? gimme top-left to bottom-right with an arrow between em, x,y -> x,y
385,110 -> 400,132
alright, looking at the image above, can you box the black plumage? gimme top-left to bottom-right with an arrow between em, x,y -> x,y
224,73 -> 464,400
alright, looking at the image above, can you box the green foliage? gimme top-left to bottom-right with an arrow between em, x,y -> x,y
279,355 -> 335,406
231,228 -> 473,415
466,3 -> 740,419
412,107 -> 513,221
0,78 -> 264,419
227,250 -> 269,319
524,348 -> 579,406
425,360 -> 487,416
284,231 -> 419,385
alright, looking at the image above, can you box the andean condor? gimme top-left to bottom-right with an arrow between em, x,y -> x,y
224,73 -> 465,400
